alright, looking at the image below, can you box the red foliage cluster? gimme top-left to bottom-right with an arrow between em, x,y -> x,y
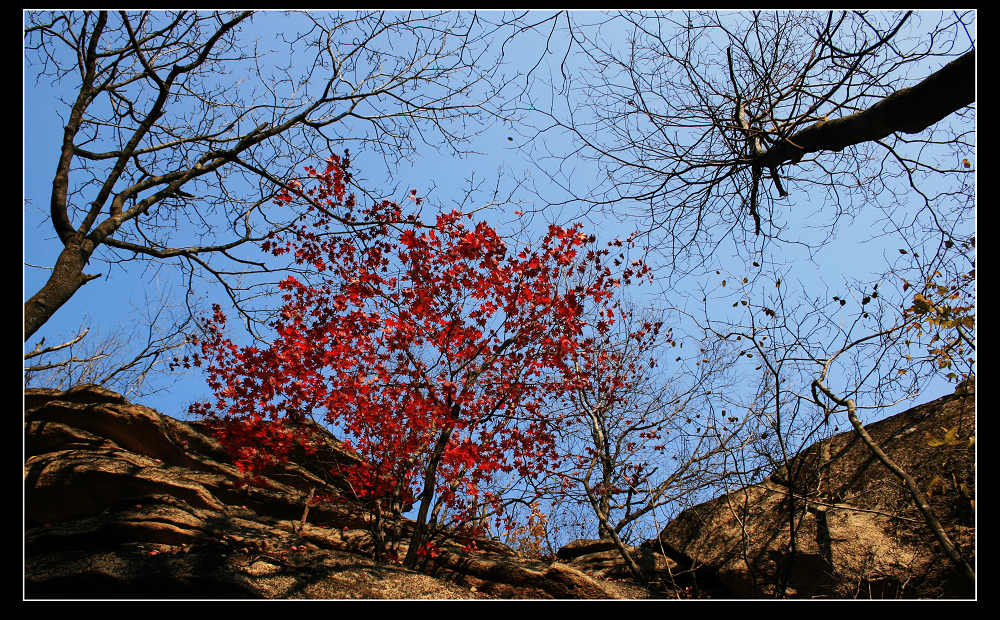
189,153 -> 650,563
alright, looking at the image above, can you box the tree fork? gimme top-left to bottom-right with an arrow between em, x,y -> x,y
403,422 -> 456,569
24,241 -> 101,341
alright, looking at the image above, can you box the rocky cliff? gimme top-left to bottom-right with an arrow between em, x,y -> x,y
23,385 -> 627,599
653,381 -> 976,598
24,382 -> 975,599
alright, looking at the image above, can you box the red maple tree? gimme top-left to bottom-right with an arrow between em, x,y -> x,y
188,153 -> 649,567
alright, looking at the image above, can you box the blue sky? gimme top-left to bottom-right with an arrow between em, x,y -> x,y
23,10 -> 635,417
23,7 -> 972,441
24,10 -> 974,542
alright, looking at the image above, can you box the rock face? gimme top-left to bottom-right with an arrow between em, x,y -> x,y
24,385 -> 618,599
652,385 -> 976,599
24,383 -> 975,599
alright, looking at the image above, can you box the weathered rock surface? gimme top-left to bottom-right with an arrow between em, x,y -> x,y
25,383 -> 974,599
555,539 -> 677,581
24,385 -> 622,599
652,384 -> 976,598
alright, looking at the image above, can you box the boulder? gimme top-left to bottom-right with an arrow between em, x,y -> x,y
554,539 -> 677,581
556,538 -> 620,560
653,385 -> 975,598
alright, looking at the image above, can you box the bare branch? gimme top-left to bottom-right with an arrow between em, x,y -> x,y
24,327 -> 90,360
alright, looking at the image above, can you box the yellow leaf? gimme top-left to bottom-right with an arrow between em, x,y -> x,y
925,475 -> 947,497
926,426 -> 961,447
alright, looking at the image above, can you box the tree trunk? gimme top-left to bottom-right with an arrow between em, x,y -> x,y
24,239 -> 100,341
603,522 -> 647,584
403,425 -> 455,568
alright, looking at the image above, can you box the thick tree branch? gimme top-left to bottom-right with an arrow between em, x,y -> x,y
758,49 -> 975,169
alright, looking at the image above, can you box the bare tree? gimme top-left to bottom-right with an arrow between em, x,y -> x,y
540,305 -> 749,583
521,10 -> 975,269
24,10 -> 526,342
684,226 -> 975,595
